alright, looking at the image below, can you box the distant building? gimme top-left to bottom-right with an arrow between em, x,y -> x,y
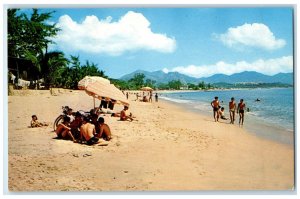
180,84 -> 189,90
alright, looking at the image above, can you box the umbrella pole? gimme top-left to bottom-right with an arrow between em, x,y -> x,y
93,97 -> 95,109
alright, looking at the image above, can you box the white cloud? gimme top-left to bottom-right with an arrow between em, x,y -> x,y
52,11 -> 176,55
215,23 -> 286,50
166,56 -> 293,78
162,68 -> 169,73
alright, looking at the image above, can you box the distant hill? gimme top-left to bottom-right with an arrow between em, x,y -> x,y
199,71 -> 293,84
120,70 -> 199,84
119,70 -> 293,85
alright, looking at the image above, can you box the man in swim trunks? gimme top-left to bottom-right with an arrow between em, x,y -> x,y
229,97 -> 236,124
96,117 -> 112,141
80,117 -> 99,145
211,96 -> 220,122
120,106 -> 134,121
237,99 -> 246,126
70,112 -> 83,140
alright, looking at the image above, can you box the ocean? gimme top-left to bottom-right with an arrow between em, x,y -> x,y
159,88 -> 294,145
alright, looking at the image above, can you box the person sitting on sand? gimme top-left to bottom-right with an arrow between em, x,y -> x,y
90,113 -> 99,132
237,99 -> 246,126
66,108 -> 75,123
120,106 -> 135,121
96,117 -> 112,141
142,96 -> 149,102
55,116 -> 77,142
80,117 -> 99,145
218,107 -> 228,120
69,112 -> 83,140
30,115 -> 48,128
211,96 -> 220,122
229,97 -> 236,124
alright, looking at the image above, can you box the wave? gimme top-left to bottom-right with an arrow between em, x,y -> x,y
160,96 -> 192,104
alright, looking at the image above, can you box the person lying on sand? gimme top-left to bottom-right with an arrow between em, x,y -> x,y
111,112 -> 121,117
120,106 -> 135,121
55,116 -> 77,142
96,117 -> 112,141
80,117 -> 99,145
30,115 -> 48,128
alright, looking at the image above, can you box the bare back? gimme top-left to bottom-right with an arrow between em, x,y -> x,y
80,123 -> 95,141
99,123 -> 111,140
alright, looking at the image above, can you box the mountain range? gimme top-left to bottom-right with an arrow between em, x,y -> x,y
119,70 -> 293,85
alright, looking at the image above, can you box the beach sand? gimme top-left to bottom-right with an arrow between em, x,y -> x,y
7,89 -> 294,191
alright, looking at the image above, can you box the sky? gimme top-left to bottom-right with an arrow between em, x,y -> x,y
19,7 -> 294,79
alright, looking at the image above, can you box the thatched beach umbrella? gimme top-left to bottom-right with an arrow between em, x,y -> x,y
140,86 -> 153,91
78,76 -> 129,107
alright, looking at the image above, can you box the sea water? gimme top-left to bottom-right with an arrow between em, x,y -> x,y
159,88 -> 294,145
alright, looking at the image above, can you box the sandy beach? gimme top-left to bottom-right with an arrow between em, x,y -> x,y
7,89 -> 294,191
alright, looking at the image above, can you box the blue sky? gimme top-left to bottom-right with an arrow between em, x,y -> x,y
20,7 -> 294,78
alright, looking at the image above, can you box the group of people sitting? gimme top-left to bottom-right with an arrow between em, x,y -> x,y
54,105 -> 135,145
30,103 -> 136,145
54,108 -> 112,145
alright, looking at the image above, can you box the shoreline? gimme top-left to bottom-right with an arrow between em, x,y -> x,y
156,88 -> 294,145
7,89 -> 294,191
159,98 -> 294,146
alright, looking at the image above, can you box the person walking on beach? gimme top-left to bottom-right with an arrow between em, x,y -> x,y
211,96 -> 220,122
237,99 -> 246,126
229,97 -> 236,124
155,93 -> 158,102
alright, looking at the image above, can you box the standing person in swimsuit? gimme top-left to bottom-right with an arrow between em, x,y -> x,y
229,97 -> 237,124
211,96 -> 220,122
237,99 -> 246,126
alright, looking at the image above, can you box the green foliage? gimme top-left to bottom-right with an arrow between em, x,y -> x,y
8,8 -> 107,90
167,80 -> 182,90
212,82 -> 292,89
128,73 -> 145,90
187,83 -> 198,90
144,79 -> 156,88
110,79 -> 131,90
57,55 -> 107,89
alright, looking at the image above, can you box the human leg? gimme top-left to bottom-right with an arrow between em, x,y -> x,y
241,113 -> 244,125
